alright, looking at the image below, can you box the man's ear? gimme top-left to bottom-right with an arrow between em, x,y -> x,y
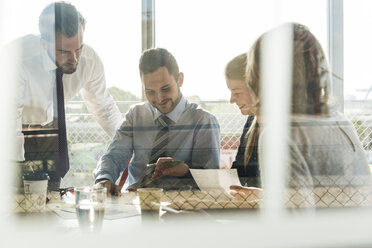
40,39 -> 48,50
178,72 -> 184,87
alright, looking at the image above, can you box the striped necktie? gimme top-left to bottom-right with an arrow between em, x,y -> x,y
150,115 -> 173,163
55,68 -> 69,178
140,115 -> 173,187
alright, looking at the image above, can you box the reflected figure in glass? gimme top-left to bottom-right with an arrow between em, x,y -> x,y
226,22 -> 370,208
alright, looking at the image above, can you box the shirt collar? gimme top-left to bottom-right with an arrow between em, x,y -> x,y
41,45 -> 57,72
153,95 -> 186,124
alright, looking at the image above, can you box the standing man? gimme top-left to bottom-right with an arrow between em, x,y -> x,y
94,48 -> 220,195
6,2 -> 123,186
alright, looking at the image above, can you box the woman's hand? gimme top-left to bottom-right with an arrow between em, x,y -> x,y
229,185 -> 263,201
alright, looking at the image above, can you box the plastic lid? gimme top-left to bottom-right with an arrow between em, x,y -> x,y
23,172 -> 50,181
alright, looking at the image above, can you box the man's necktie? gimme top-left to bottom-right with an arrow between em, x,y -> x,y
55,68 -> 70,178
150,115 -> 173,163
140,115 -> 173,187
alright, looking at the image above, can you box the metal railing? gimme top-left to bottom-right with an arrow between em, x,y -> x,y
61,100 -> 372,195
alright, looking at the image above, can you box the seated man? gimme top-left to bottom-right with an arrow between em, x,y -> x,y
94,48 -> 220,195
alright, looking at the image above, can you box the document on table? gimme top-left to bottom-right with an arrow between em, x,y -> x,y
190,169 -> 241,193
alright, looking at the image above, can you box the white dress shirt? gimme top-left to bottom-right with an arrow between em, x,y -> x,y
4,34 -> 123,161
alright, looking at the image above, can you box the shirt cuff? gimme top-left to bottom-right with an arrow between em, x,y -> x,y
95,173 -> 114,184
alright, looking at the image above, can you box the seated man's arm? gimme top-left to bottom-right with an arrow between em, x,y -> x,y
94,179 -> 122,196
93,111 -> 134,196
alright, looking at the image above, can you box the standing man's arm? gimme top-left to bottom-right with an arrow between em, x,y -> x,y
2,44 -> 26,161
80,47 -> 123,138
15,66 -> 26,161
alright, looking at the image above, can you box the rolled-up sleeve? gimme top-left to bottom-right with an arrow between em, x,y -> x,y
80,50 -> 123,138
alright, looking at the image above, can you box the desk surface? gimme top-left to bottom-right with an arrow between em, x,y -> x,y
12,190 -> 259,235
8,185 -> 372,248
9,188 -> 372,248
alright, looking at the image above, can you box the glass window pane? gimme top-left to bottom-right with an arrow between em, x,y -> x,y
156,0 -> 327,101
156,0 -> 327,176
2,0 -> 141,188
344,0 -> 372,169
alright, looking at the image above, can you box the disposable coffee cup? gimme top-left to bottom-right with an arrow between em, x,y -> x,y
22,172 -> 49,212
137,188 -> 163,211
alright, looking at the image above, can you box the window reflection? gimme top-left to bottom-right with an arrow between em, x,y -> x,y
3,0 -> 371,217
227,22 -> 372,210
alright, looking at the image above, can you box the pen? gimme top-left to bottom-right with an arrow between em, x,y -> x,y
147,160 -> 183,168
150,201 -> 182,214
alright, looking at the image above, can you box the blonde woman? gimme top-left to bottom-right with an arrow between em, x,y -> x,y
225,53 -> 260,188
226,23 -> 370,203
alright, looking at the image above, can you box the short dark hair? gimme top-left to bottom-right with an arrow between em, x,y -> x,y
39,1 -> 86,42
139,48 -> 180,81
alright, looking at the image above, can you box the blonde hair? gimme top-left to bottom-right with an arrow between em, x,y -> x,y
225,53 -> 260,166
225,53 -> 247,80
244,22 -> 332,165
246,22 -> 330,116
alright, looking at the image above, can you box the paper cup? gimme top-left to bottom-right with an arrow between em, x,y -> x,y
22,173 -> 49,212
137,188 -> 163,211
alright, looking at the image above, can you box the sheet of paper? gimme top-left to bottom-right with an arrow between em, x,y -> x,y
104,204 -> 140,220
190,169 -> 241,193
